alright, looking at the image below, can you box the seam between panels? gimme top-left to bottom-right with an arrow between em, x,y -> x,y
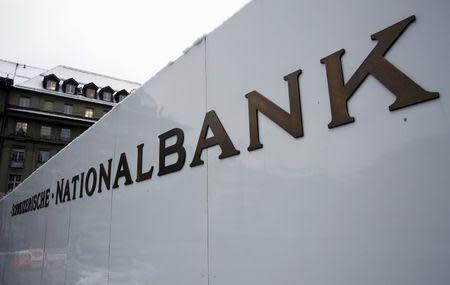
204,37 -> 211,285
1,205 -> 10,284
63,201 -> 72,285
0,213 -> 5,285
39,209 -> 49,284
107,110 -> 119,285
2,205 -> 12,284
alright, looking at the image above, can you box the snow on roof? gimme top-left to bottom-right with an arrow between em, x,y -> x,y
18,65 -> 140,93
0,59 -> 45,84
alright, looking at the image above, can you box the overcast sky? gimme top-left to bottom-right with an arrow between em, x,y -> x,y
0,0 -> 250,84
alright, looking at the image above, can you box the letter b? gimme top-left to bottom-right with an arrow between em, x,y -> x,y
158,128 -> 186,176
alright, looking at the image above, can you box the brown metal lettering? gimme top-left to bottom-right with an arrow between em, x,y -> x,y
85,167 -> 97,196
63,179 -> 71,202
98,159 -> 112,191
112,152 -> 134,188
158,128 -> 186,176
71,175 -> 79,200
136,144 -> 154,182
190,110 -> 240,167
55,179 -> 64,205
245,69 -> 303,151
320,15 -> 439,128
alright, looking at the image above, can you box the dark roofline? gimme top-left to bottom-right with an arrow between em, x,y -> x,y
0,77 -> 13,88
114,89 -> 129,102
82,82 -> 98,90
62,77 -> 78,85
99,86 -> 115,102
62,78 -> 79,93
43,73 -> 60,81
42,74 -> 60,90
11,85 -> 115,107
115,89 -> 129,95
99,85 -> 114,93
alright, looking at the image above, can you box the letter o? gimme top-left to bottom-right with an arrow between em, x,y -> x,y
85,167 -> 97,197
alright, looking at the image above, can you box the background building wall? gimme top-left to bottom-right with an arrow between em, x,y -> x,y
0,61 -> 140,195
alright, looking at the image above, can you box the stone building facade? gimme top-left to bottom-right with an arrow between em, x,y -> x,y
0,60 -> 140,196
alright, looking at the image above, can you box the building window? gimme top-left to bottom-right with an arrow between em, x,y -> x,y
84,108 -> 93,118
118,95 -> 127,102
7,175 -> 21,192
103,91 -> 112,101
40,126 -> 52,138
85,88 -> 96,98
43,101 -> 53,111
19,97 -> 30,108
66,84 -> 76,94
10,149 -> 25,168
38,150 -> 50,163
60,128 -> 71,141
64,104 -> 73,115
45,80 -> 57,91
15,122 -> 28,135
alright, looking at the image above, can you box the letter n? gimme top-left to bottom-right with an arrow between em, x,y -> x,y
320,15 -> 439,129
245,69 -> 303,151
56,179 -> 64,205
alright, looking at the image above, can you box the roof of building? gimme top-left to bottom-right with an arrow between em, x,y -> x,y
0,59 -> 45,84
17,65 -> 140,93
14,85 -> 116,106
0,59 -> 141,102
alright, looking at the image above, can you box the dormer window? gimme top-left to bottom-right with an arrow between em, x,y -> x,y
62,78 -> 78,95
43,74 -> 60,91
86,88 -> 96,98
46,80 -> 57,91
66,84 -> 76,94
103,91 -> 112,101
99,86 -> 114,102
114,89 -> 129,103
82,82 -> 98,99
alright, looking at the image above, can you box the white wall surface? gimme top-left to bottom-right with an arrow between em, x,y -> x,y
1,0 -> 449,284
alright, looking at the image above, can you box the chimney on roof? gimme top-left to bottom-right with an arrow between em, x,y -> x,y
0,77 -> 13,88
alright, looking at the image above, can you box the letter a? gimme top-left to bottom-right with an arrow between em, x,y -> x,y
190,111 -> 240,167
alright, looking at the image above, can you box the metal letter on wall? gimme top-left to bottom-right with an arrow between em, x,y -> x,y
112,152 -> 134,188
190,110 -> 240,167
158,128 -> 186,176
320,15 -> 439,128
245,69 -> 303,151
136,144 -> 154,182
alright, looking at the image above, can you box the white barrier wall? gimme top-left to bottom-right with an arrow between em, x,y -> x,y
1,0 -> 450,284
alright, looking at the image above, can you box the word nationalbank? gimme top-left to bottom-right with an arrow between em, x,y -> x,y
11,15 -> 439,217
